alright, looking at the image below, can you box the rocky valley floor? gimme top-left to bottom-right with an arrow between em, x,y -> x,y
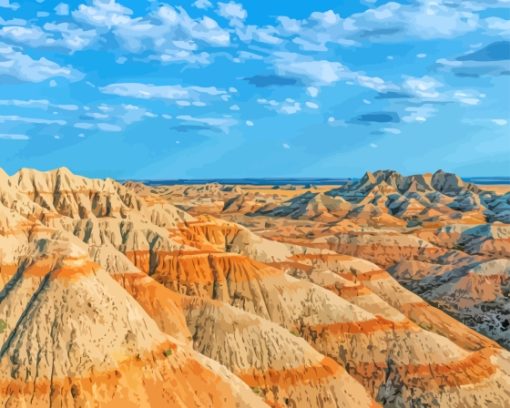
0,167 -> 509,407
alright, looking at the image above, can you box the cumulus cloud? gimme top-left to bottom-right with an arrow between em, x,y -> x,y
0,0 -> 19,11
257,98 -> 301,115
193,0 -> 212,10
0,42 -> 80,82
272,52 -> 396,92
235,24 -> 283,45
270,0 -> 501,53
0,22 -> 97,52
273,53 -> 348,85
343,1 -> 480,41
217,2 -> 247,26
402,75 -> 485,105
403,76 -> 443,99
402,105 -> 437,123
73,0 -> 132,29
54,3 -> 69,16
73,1 -> 230,64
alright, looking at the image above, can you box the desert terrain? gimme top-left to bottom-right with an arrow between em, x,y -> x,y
0,167 -> 509,407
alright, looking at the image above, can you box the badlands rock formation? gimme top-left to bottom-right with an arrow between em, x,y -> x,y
0,167 -> 509,407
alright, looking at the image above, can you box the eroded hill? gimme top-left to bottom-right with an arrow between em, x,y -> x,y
0,167 -> 509,407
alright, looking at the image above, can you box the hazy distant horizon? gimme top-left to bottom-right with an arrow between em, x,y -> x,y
124,176 -> 510,186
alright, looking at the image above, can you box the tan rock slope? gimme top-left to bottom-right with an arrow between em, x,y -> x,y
0,167 -> 509,407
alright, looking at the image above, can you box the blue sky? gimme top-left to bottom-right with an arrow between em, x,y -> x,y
0,0 -> 509,178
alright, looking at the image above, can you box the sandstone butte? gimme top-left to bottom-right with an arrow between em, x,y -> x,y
0,166 -> 509,407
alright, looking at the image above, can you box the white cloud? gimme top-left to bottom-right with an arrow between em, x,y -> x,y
0,114 -> 66,125
280,101 -> 301,115
305,101 -> 319,109
193,0 -> 212,9
43,23 -> 98,51
343,1 -> 480,42
403,76 -> 443,99
97,123 -> 122,132
382,127 -> 401,135
417,53 -> 427,58
74,122 -> 94,129
271,1 -> 486,54
307,86 -> 319,97
453,91 -> 481,105
233,50 -> 263,63
55,3 -> 69,16
492,118 -> 508,126
370,143 -> 378,148
363,99 -> 371,105
86,112 -> 109,119
258,97 -> 301,115
245,120 -> 254,126
274,53 -> 347,85
73,0 -> 132,29
230,104 -> 240,111
276,11 -> 356,51
402,75 -> 485,106
0,133 -> 28,140
402,105 -> 436,123
236,25 -> 283,45
484,17 -> 510,36
282,143 -> 290,149
0,42 -> 80,82
217,2 -> 247,26
0,1 -> 19,11
100,82 -> 228,105
328,116 -> 336,123
273,52 -> 395,92
73,2 -> 230,63
0,99 -> 79,111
